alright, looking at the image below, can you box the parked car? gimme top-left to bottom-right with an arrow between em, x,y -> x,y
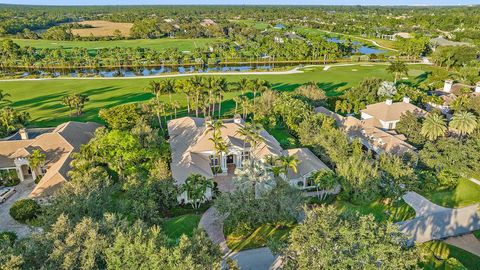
0,187 -> 16,203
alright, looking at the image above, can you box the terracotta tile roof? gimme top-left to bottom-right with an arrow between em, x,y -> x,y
316,107 -> 416,156
1,121 -> 101,197
360,101 -> 426,122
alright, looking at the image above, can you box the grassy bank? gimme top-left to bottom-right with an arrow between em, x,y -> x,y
2,38 -> 219,51
0,63 -> 436,127
421,178 -> 480,208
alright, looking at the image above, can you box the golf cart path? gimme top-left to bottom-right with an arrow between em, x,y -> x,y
199,206 -> 279,270
397,191 -> 480,246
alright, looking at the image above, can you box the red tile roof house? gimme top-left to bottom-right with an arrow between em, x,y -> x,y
0,122 -> 102,199
167,115 -> 330,203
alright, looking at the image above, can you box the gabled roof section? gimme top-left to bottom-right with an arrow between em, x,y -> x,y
361,101 -> 426,122
286,148 -> 330,180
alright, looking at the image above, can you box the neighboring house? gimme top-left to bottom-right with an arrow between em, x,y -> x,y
167,116 -> 329,202
316,107 -> 416,156
428,80 -> 480,114
0,121 -> 101,198
360,97 -> 426,130
430,36 -> 472,51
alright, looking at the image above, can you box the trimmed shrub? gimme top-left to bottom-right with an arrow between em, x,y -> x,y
2,177 -> 20,187
9,199 -> 40,222
0,231 -> 17,245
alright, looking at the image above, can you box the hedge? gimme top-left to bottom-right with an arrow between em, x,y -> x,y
9,199 -> 40,222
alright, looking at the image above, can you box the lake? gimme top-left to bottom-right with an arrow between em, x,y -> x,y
327,37 -> 385,55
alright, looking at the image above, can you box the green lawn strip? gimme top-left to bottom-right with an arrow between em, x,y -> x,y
226,223 -> 294,252
3,38 -> 220,51
335,198 -> 416,223
1,64 -> 436,128
420,241 -> 480,270
474,231 -> 480,240
162,214 -> 201,243
420,178 -> 480,208
265,125 -> 298,149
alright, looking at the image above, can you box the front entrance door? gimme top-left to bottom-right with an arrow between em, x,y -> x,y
227,155 -> 234,164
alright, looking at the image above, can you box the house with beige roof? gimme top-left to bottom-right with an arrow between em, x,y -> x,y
316,107 -> 416,156
0,121 -> 101,198
428,80 -> 480,114
360,97 -> 426,130
167,115 -> 329,202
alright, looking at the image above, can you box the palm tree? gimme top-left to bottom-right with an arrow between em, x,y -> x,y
176,80 -> 191,115
450,111 -> 477,138
0,90 -> 11,108
268,166 -> 286,179
149,99 -> 166,132
236,78 -> 252,96
171,101 -> 181,119
233,96 -> 242,115
146,80 -> 162,101
206,120 -> 227,175
182,174 -> 214,209
311,170 -> 338,200
62,95 -> 74,116
28,149 -> 46,180
278,155 -> 298,177
386,61 -> 408,83
421,113 -> 447,140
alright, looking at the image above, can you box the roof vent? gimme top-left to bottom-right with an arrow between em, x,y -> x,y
476,82 -> 480,93
385,99 -> 393,105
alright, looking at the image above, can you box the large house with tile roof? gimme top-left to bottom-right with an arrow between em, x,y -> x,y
360,97 -> 426,130
316,106 -> 416,156
0,121 -> 101,198
167,115 -> 329,202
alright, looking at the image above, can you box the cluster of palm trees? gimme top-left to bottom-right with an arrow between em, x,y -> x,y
265,154 -> 299,179
61,93 -> 89,116
0,90 -> 30,137
421,111 -> 478,140
145,77 -> 271,131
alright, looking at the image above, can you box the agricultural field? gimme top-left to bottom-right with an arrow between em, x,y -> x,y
71,20 -> 133,37
1,37 -> 219,51
0,63 -> 436,127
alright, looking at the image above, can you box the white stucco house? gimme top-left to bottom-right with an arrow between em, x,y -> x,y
428,80 -> 480,115
167,115 -> 330,203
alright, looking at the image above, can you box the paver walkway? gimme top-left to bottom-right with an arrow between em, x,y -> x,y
0,179 -> 41,238
444,234 -> 480,257
199,206 -> 280,269
397,191 -> 480,246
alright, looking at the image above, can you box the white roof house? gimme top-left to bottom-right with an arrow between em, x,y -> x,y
167,116 -> 330,200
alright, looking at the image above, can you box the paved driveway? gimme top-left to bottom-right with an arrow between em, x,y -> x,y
0,179 -> 39,238
397,192 -> 480,246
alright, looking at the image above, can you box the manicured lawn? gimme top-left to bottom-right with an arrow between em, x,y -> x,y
335,198 -> 416,223
420,241 -> 480,270
226,223 -> 294,252
162,214 -> 201,242
0,63 -> 436,127
3,38 -> 220,52
421,178 -> 480,208
266,125 -> 298,149
474,230 -> 480,240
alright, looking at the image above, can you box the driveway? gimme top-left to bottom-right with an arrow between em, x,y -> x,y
0,179 -> 39,238
397,192 -> 480,246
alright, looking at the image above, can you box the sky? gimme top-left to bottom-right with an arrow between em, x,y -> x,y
0,0 -> 479,5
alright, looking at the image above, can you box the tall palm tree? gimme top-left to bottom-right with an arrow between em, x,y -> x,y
146,80 -> 162,102
171,101 -> 181,119
386,61 -> 408,83
450,111 -> 477,137
233,96 -> 242,115
236,78 -> 252,96
421,113 -> 447,140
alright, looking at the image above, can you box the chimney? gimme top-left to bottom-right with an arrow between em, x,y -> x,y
233,114 -> 242,124
385,99 -> 393,105
19,128 -> 28,140
403,97 -> 410,103
475,82 -> 480,93
204,116 -> 212,126
443,79 -> 454,93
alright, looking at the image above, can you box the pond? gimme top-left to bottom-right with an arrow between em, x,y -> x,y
4,64 -> 280,78
327,37 -> 385,55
